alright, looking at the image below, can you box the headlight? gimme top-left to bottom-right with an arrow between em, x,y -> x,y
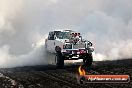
63,44 -> 72,49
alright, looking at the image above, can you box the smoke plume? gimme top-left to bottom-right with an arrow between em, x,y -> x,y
0,0 -> 132,67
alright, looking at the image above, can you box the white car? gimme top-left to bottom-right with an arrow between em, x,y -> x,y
45,30 -> 94,68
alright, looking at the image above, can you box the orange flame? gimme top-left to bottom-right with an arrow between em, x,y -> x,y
78,65 -> 86,76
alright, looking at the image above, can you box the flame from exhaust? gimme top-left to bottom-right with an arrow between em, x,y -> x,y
78,65 -> 86,76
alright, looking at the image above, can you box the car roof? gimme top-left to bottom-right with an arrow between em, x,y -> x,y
49,30 -> 75,33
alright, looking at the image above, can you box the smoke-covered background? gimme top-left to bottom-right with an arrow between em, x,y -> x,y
0,0 -> 132,67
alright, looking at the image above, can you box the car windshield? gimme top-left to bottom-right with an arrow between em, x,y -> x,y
56,32 -> 71,39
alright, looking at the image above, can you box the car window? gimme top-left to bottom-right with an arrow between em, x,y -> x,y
48,32 -> 55,40
56,32 -> 71,39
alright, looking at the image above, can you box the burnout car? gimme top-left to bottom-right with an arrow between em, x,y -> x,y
45,30 -> 94,68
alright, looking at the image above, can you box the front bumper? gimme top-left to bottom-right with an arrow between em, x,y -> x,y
61,48 -> 92,60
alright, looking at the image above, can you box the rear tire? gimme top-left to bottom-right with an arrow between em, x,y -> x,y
83,54 -> 93,67
55,51 -> 64,68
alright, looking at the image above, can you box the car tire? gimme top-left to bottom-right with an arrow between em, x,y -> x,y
83,54 -> 93,67
55,51 -> 64,68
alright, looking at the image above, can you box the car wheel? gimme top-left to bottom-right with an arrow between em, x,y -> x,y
83,54 -> 93,67
55,51 -> 64,68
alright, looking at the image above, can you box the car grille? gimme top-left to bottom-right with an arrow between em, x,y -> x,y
73,43 -> 85,49
63,44 -> 72,49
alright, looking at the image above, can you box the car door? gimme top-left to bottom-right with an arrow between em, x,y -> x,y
46,32 -> 55,53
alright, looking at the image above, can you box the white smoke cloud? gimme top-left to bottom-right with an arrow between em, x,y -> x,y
0,0 -> 132,67
77,11 -> 132,61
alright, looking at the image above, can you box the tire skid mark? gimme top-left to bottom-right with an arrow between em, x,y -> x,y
0,72 -> 24,88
